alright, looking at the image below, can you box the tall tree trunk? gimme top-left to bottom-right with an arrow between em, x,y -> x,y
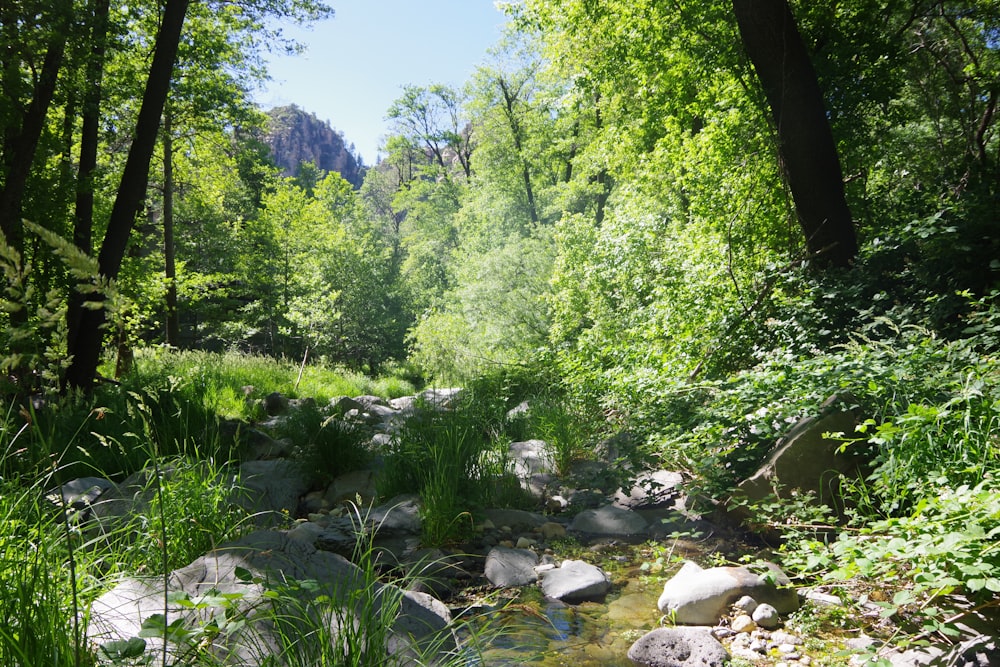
0,0 -> 72,259
162,108 -> 180,346
732,0 -> 858,268
592,103 -> 611,226
64,0 -> 191,390
68,0 -> 111,356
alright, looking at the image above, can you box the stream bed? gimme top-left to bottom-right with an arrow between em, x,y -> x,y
457,542 -> 688,667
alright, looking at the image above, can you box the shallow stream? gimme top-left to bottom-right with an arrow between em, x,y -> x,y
460,538 -> 712,666
473,576 -> 661,666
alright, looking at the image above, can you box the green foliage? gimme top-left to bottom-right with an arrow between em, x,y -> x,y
774,476 -> 1000,647
130,348 -> 415,417
378,393 -> 532,545
409,231 -> 554,383
277,403 -> 372,487
526,397 -> 599,477
0,474 -> 87,666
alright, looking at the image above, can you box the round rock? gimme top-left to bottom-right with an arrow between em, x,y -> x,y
627,627 -> 730,667
752,602 -> 781,629
731,614 -> 756,633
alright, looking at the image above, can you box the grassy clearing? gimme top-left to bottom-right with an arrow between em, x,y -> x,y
130,348 -> 418,421
0,346 -> 494,666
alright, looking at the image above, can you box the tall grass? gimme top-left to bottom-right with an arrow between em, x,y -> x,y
131,348 -> 417,421
0,474 -> 87,666
0,349 -> 490,665
265,503 -> 470,667
378,393 -> 533,546
271,402 -> 373,487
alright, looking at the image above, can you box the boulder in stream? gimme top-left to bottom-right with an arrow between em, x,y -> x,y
627,627 -> 730,667
540,559 -> 611,603
484,546 -> 539,587
657,560 -> 798,625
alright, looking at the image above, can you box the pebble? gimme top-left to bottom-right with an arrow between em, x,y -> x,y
734,595 -> 758,614
731,614 -> 757,633
771,630 -> 802,646
752,602 -> 781,629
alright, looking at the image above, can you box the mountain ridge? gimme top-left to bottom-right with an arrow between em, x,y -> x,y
263,104 -> 365,187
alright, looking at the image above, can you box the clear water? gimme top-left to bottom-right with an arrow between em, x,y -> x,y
466,576 -> 661,666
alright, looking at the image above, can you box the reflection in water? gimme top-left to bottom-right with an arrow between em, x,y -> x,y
467,583 -> 660,666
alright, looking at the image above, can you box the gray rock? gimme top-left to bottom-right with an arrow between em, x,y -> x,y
627,627 -> 730,667
353,394 -> 388,408
509,439 -> 556,497
570,504 -> 649,537
368,495 -> 422,536
658,560 -> 798,625
417,388 -> 462,409
484,547 -> 539,587
323,469 -> 378,506
751,602 -> 781,629
540,559 -> 610,603
262,391 -> 288,416
330,395 -> 364,415
738,394 -> 866,506
48,476 -> 116,509
614,470 -> 684,510
236,459 -> 311,527
245,430 -> 293,460
506,400 -> 530,419
388,395 -> 417,412
733,595 -> 758,614
88,530 -> 453,666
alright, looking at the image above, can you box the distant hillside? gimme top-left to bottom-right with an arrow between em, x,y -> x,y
264,105 -> 364,187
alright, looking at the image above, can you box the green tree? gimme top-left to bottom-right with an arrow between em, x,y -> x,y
732,0 -> 858,267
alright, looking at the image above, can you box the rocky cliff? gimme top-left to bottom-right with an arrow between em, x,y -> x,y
264,105 -> 364,187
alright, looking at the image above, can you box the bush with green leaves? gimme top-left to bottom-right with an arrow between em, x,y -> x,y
772,475 -> 1000,646
276,403 -> 373,488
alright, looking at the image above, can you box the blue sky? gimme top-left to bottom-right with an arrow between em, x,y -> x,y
255,0 -> 509,165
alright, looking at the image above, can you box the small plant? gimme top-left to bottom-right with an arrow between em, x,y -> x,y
277,403 -> 372,487
379,400 -> 527,545
529,398 -> 596,476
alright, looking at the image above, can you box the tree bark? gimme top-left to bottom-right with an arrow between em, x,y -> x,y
163,108 -> 180,346
0,0 -> 72,259
67,0 -> 111,356
732,0 -> 858,268
64,0 -> 191,390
